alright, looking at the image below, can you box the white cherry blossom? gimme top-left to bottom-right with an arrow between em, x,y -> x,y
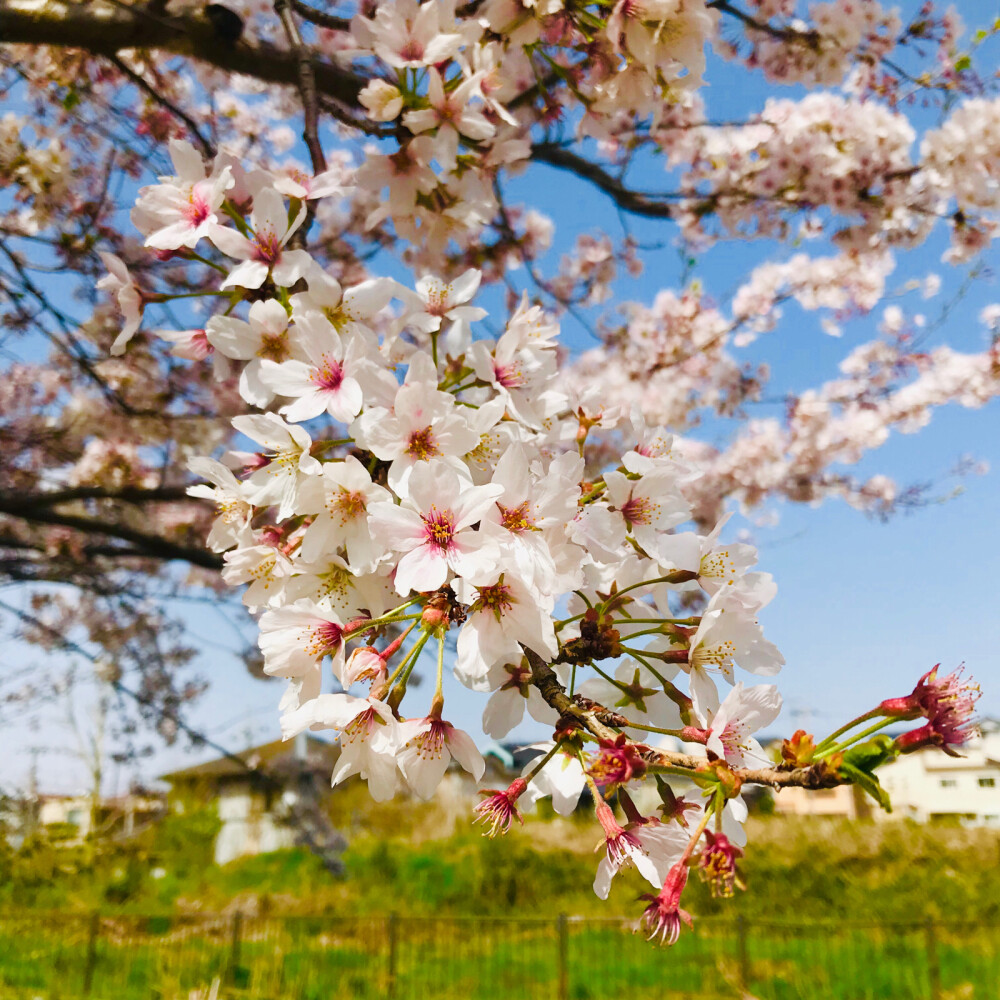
367,462 -> 501,596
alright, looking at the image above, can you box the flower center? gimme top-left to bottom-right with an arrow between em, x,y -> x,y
342,707 -> 378,743
252,228 -> 281,265
493,360 -> 526,389
183,186 -> 211,227
398,38 -> 425,62
621,495 -> 657,525
497,500 -> 536,533
693,639 -> 736,672
421,506 -> 456,550
302,620 -> 344,657
700,548 -> 736,584
330,489 -> 366,522
406,426 -> 441,460
473,581 -> 514,619
500,662 -> 532,695
313,357 -> 345,391
407,720 -> 449,760
323,304 -> 353,330
423,282 -> 452,317
257,332 -> 290,362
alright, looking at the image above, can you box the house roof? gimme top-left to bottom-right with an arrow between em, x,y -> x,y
483,741 -> 546,772
159,734 -> 337,783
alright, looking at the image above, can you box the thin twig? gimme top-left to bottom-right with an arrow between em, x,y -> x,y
274,0 -> 327,175
107,54 -> 216,158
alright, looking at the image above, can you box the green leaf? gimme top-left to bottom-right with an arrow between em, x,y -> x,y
954,54 -> 972,73
842,735 -> 898,775
839,762 -> 892,812
61,87 -> 80,111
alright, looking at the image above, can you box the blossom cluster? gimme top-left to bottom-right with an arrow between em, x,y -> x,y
100,137 -> 981,940
103,141 -> 793,921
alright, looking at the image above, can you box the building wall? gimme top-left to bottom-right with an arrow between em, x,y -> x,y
877,729 -> 1000,826
38,796 -> 93,839
772,784 -> 861,819
214,783 -> 296,865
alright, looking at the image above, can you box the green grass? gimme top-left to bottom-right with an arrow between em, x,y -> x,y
4,811 -> 1000,998
1,913 -> 997,1000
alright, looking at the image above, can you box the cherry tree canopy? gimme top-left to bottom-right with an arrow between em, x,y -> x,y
0,0 -> 994,926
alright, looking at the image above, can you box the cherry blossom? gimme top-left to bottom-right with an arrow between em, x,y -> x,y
367,463 -> 502,596
396,715 -> 486,799
97,254 -> 144,356
282,693 -> 402,802
259,316 -> 366,424
18,0 -> 990,945
132,139 -> 233,251
211,188 -> 312,290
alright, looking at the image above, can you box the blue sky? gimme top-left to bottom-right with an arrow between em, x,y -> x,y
2,0 -> 998,794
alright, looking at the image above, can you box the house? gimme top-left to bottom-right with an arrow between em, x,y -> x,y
159,733 -> 340,864
772,782 -> 872,820
32,791 -> 165,843
875,718 -> 1000,826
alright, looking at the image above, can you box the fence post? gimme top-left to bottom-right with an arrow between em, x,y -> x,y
228,911 -> 243,985
82,911 -> 100,996
386,912 -> 398,1000
925,919 -> 941,1000
737,914 -> 750,994
557,913 -> 568,1000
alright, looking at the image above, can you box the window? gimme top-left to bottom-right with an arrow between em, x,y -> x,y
940,779 -> 957,788
979,777 -> 996,788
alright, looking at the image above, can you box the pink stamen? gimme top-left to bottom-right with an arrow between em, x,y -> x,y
313,357 -> 345,391
421,506 -> 456,550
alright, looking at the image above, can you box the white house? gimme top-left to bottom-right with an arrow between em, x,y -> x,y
876,718 -> 1000,826
160,734 -> 339,865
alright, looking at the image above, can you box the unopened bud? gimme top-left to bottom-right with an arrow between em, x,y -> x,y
420,604 -> 449,633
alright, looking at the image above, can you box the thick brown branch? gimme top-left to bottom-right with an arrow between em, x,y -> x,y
2,485 -> 194,506
0,0 -> 364,107
0,499 -> 222,569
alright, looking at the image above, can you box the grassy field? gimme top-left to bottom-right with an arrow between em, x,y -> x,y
1,911 -> 997,1000
3,807 -> 999,998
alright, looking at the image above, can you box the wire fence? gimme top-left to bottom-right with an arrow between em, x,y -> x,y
0,911 -> 996,1000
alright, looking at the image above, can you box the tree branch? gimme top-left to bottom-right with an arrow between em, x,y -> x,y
274,0 -> 327,175
0,498 -> 223,569
531,143 -> 677,219
0,0 -> 365,107
289,0 -> 349,32
107,53 -> 216,158
0,485 -> 195,507
526,650 -> 845,791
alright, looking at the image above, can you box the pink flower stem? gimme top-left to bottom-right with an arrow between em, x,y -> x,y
679,805 -> 714,867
